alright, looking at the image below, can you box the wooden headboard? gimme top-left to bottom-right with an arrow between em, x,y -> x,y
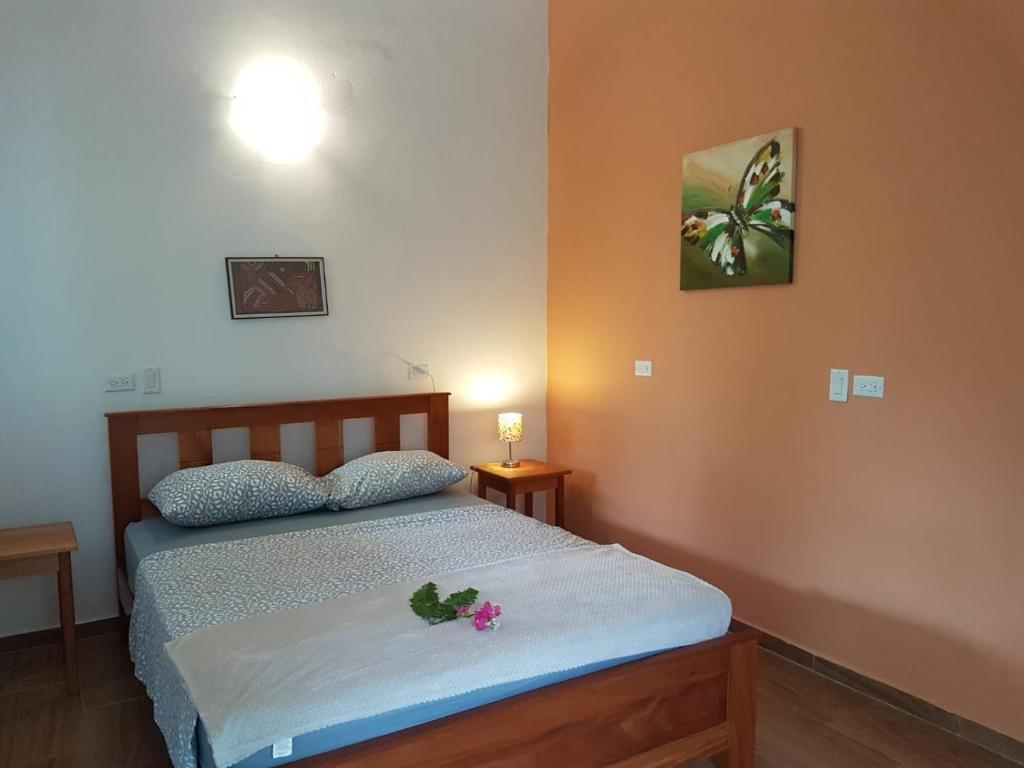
105,392 -> 450,578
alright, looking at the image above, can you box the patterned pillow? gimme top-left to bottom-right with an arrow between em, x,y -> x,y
323,450 -> 467,510
149,460 -> 331,527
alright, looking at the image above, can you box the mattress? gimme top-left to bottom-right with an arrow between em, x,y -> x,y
125,485 -> 484,588
128,488 -> 730,768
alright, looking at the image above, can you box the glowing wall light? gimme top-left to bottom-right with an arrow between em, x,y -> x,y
465,374 -> 514,406
229,55 -> 327,164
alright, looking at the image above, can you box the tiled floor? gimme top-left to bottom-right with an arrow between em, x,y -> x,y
0,633 -> 169,767
0,632 -> 1017,768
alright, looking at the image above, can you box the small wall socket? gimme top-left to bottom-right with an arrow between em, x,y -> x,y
407,363 -> 430,379
105,372 -> 135,392
634,360 -> 653,377
853,374 -> 885,398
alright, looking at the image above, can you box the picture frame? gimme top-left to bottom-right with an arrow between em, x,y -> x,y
225,256 -> 329,319
680,128 -> 796,290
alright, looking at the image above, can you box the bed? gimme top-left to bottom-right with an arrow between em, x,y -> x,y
107,393 -> 759,768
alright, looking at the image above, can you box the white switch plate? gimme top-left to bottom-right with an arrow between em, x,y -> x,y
634,360 -> 653,377
853,374 -> 885,398
407,363 -> 430,379
829,369 -> 849,402
105,372 -> 135,392
142,367 -> 161,394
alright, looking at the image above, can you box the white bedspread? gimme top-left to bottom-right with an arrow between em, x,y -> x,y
166,543 -> 730,767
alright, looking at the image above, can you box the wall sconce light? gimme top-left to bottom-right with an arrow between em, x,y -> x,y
466,374 -> 513,406
229,55 -> 327,164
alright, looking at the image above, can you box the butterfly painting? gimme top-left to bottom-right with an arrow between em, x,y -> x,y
680,128 -> 796,290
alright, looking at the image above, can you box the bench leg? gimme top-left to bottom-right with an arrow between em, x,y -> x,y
57,552 -> 79,696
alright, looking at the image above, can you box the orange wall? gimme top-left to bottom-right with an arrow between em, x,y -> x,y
548,0 -> 1024,741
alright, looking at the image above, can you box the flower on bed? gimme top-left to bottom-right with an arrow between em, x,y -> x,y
472,601 -> 501,631
409,583 -> 501,630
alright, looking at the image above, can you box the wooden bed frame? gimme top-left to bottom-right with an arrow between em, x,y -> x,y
106,393 -> 758,768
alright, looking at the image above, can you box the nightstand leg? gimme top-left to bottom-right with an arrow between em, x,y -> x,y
505,490 -> 517,511
555,477 -> 566,528
477,476 -> 488,500
524,492 -> 534,519
57,552 -> 79,696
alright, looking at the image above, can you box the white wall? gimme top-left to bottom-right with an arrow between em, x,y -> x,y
0,0 -> 549,636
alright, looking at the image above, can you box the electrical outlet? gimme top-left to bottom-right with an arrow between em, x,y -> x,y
407,363 -> 430,379
105,372 -> 135,392
853,374 -> 885,398
634,360 -> 653,377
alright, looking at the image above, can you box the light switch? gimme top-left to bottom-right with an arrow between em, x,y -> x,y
634,360 -> 653,377
853,374 -> 884,398
829,369 -> 849,402
142,367 -> 161,394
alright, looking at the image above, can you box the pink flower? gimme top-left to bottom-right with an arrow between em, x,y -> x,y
472,601 -> 501,631
456,604 -> 472,617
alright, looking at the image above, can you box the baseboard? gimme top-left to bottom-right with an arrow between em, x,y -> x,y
0,616 -> 122,654
730,619 -> 1024,765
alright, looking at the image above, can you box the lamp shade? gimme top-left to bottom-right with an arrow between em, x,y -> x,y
497,412 -> 523,443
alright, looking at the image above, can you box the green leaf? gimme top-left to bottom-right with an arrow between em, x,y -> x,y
410,582 -> 443,621
443,588 -> 479,610
410,583 -> 480,624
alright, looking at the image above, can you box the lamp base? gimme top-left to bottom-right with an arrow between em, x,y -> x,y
501,459 -> 521,468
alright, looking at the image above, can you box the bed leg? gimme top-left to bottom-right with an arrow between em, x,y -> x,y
116,567 -> 134,640
713,636 -> 758,768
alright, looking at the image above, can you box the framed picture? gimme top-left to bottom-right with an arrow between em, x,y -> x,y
225,257 -> 329,319
680,128 -> 796,290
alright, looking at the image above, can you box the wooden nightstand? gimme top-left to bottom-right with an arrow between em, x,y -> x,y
470,459 -> 571,527
0,522 -> 80,695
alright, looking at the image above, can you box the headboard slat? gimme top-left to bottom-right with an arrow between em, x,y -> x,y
374,414 -> 401,452
315,420 -> 343,475
249,424 -> 282,462
178,430 -> 213,469
427,394 -> 450,458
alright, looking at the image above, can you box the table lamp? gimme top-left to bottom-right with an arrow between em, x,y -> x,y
497,412 -> 523,468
